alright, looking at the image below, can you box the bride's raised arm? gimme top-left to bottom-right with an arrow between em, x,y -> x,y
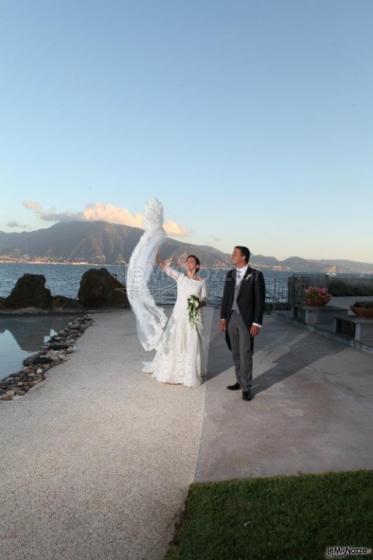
156,252 -> 182,281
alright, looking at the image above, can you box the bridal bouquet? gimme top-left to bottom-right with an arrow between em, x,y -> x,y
187,295 -> 201,326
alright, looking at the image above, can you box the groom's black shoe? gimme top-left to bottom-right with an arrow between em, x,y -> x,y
242,389 -> 254,401
227,382 -> 241,390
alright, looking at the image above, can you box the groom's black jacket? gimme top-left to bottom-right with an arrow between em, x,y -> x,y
220,266 -> 266,352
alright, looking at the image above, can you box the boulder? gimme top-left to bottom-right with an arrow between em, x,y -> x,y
5,274 -> 52,309
78,268 -> 129,308
51,295 -> 83,310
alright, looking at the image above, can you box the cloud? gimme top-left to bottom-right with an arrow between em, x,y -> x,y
22,200 -> 190,237
23,201 -> 42,211
163,219 -> 191,237
6,221 -> 30,229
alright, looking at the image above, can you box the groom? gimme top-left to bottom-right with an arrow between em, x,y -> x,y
219,246 -> 266,401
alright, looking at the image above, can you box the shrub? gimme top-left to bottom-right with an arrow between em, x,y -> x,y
328,279 -> 373,297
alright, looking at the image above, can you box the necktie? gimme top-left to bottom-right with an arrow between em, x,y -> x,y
232,269 -> 243,313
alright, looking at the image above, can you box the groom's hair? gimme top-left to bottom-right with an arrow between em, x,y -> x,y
187,254 -> 201,272
235,246 -> 250,263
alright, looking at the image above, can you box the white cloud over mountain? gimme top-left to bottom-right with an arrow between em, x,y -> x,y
22,201 -> 190,237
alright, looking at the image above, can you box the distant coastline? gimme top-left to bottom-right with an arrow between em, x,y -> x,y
0,258 -> 317,273
1,258 -> 373,275
0,258 -> 125,266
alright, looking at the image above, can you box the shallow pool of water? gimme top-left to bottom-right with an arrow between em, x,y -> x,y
0,315 -> 81,381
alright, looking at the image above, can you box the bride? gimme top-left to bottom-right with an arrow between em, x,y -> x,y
142,252 -> 208,387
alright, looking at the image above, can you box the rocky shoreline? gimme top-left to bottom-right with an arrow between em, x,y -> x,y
0,267 -> 130,312
0,314 -> 94,401
0,267 -> 130,400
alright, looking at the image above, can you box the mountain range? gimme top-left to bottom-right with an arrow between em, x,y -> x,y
0,221 -> 372,274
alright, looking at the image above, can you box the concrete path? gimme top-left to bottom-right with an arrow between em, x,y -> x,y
0,308 -> 210,560
196,308 -> 373,481
1,306 -> 373,559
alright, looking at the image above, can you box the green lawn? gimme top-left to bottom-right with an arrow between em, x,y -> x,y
165,470 -> 373,560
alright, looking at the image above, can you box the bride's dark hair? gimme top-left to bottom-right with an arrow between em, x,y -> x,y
187,254 -> 201,272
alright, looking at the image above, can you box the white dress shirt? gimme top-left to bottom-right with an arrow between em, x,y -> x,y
235,264 -> 262,328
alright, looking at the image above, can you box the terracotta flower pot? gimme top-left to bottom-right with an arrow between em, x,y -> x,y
350,306 -> 373,319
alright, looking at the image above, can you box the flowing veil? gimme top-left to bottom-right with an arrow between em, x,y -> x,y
126,198 -> 168,351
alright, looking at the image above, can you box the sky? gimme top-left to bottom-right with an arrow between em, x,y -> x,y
0,0 -> 372,263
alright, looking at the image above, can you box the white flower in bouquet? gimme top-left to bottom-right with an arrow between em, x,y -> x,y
187,294 -> 201,326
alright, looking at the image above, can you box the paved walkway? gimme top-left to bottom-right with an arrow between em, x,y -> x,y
1,307 -> 372,559
0,309 -> 207,560
196,308 -> 373,480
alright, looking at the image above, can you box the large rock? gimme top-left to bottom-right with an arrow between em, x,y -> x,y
51,295 -> 83,311
6,274 -> 53,309
78,268 -> 129,308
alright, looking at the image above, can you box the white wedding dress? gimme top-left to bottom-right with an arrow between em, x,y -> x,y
126,197 -> 208,388
142,264 -> 208,387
